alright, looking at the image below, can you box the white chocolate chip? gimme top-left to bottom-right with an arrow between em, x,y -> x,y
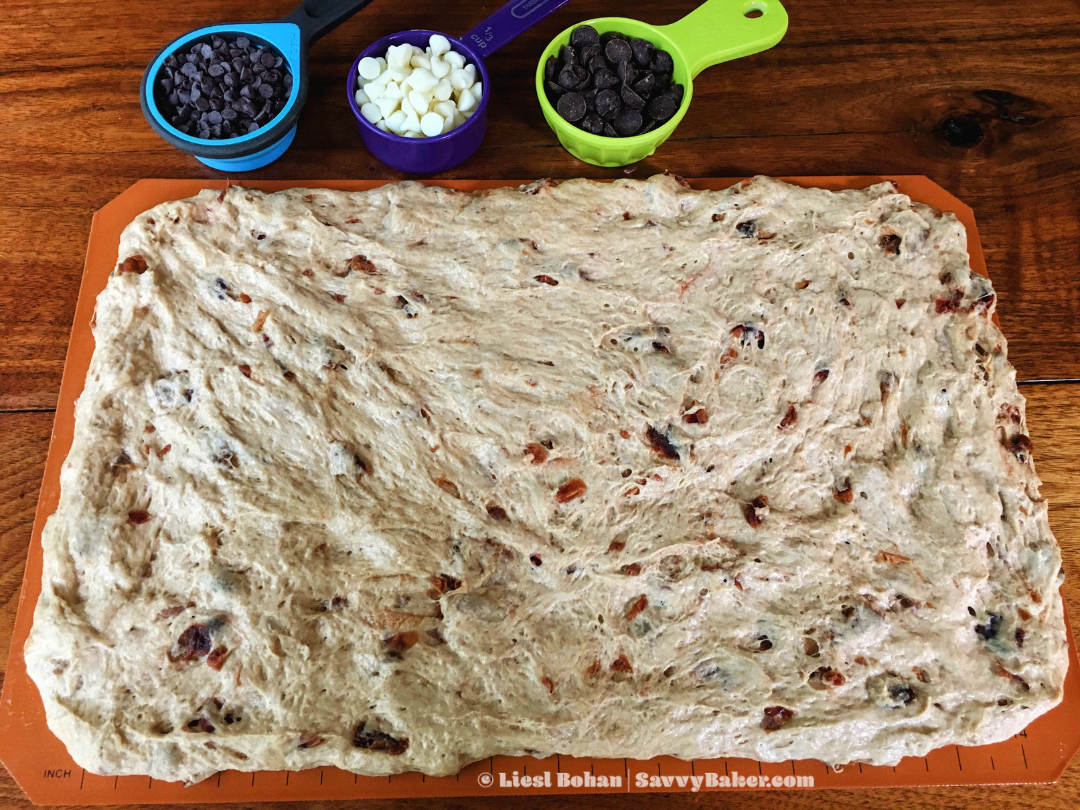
375,95 -> 399,119
358,57 -> 381,81
429,34 -> 451,56
449,68 -> 471,91
386,109 -> 407,134
408,67 -> 438,93
360,102 -> 382,124
457,89 -> 476,112
408,89 -> 430,115
420,111 -> 445,137
433,78 -> 453,102
358,39 -> 477,138
430,56 -> 451,79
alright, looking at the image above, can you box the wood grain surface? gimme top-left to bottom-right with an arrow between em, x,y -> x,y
2,0 -> 1080,806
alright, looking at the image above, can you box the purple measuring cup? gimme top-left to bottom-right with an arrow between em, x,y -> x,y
347,0 -> 573,173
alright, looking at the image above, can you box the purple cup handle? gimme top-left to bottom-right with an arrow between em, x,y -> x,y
461,0 -> 574,58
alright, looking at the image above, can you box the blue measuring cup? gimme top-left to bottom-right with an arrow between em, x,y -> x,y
141,0 -> 378,171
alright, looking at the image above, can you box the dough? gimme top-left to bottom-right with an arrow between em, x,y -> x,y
25,176 -> 1067,783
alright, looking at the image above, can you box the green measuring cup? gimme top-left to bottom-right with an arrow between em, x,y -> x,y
535,0 -> 788,167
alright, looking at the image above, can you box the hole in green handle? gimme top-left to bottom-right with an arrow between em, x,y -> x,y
744,2 -> 766,17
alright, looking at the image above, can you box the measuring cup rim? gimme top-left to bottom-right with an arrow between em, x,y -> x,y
142,22 -> 303,156
533,17 -> 694,147
346,30 -> 490,146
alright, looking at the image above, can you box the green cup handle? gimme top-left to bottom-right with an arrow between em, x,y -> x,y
661,0 -> 788,78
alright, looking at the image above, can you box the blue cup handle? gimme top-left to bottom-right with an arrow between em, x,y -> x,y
281,0 -> 382,44
461,0 -> 574,58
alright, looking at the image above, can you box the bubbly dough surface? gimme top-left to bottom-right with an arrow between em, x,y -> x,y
25,176 -> 1067,783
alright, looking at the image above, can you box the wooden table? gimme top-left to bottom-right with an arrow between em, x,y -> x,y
2,0 -> 1079,806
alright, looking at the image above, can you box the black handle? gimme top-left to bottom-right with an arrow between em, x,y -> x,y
280,0 -> 380,45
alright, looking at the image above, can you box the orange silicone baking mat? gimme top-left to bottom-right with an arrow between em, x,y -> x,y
1,176 -> 1077,805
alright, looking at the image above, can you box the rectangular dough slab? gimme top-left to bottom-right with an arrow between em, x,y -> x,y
25,176 -> 1067,784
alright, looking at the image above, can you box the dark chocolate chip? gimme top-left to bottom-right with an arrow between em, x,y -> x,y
261,52 -> 276,67
613,108 -> 643,135
595,88 -> 621,120
630,37 -> 654,67
545,55 -> 559,82
603,122 -> 618,137
557,91 -> 587,122
639,118 -> 659,134
557,64 -> 584,90
570,25 -> 600,48
593,68 -> 619,90
604,39 -> 633,64
560,45 -> 577,66
646,93 -> 677,121
583,88 -> 597,112
615,60 -> 636,84
587,54 -> 609,74
632,72 -> 657,98
580,113 -> 604,134
620,83 -> 645,110
580,43 -> 602,65
651,50 -> 674,73
600,31 -> 627,45
667,83 -> 685,103
207,110 -> 223,125
259,83 -> 274,98
545,80 -> 566,98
